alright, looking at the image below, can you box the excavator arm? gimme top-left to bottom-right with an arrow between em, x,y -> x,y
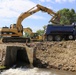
16,5 -> 40,32
16,4 -> 60,32
37,4 -> 60,23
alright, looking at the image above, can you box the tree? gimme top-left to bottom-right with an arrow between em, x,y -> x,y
36,25 -> 47,35
36,29 -> 44,35
58,8 -> 76,25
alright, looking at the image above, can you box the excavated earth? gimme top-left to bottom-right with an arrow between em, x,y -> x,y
33,41 -> 76,72
1,41 -> 76,72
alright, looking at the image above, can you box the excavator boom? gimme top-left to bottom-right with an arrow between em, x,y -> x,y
16,4 -> 60,32
0,4 -> 60,43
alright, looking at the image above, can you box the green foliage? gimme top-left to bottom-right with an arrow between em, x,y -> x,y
36,29 -> 44,35
43,25 -> 47,31
36,25 -> 47,35
23,27 -> 32,37
0,66 -> 6,69
24,32 -> 30,38
58,8 -> 76,25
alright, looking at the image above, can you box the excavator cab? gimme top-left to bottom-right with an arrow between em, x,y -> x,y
31,33 -> 39,39
10,24 -> 16,29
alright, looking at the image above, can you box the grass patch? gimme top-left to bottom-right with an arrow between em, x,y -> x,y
0,66 -> 6,69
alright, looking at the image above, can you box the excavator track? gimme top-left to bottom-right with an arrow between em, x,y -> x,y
1,37 -> 30,43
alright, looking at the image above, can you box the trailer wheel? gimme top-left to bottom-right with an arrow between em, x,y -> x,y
47,35 -> 53,41
54,35 -> 62,41
68,35 -> 74,40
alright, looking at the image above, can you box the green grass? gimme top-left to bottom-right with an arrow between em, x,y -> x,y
0,66 -> 6,69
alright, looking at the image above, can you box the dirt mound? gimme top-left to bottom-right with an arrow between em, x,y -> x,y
33,41 -> 76,72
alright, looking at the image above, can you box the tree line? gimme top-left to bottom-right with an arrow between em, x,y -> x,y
58,8 -> 76,25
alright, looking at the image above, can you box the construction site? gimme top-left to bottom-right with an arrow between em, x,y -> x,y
1,41 -> 76,72
0,4 -> 76,75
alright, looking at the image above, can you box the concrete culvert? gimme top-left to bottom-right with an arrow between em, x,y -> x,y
16,47 -> 30,67
5,46 -> 30,68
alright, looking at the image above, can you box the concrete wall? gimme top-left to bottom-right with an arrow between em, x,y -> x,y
0,46 -> 30,68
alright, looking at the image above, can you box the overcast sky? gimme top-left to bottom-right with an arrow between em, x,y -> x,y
0,0 -> 76,32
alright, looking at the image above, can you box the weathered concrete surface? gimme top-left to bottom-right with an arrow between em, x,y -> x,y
0,43 -> 33,68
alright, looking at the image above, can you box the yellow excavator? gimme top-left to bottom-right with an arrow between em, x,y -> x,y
23,28 -> 43,41
0,4 -> 60,43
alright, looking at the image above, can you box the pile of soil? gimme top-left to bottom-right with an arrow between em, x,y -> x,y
33,41 -> 76,72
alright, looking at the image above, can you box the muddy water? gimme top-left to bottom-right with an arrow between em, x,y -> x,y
1,68 -> 76,75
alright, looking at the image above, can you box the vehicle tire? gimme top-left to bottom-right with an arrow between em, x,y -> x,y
47,35 -> 53,41
68,35 -> 74,40
54,35 -> 62,41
